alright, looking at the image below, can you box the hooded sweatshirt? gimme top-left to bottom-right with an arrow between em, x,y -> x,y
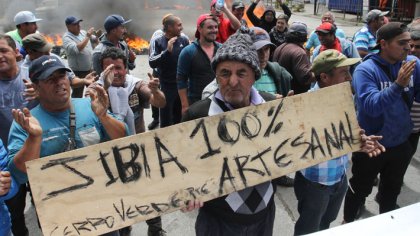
246,2 -> 291,33
353,53 -> 420,147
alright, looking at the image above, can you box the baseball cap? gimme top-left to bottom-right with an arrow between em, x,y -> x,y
315,22 -> 337,34
22,33 -> 53,53
14,11 -> 42,25
65,16 -> 83,25
365,9 -> 389,23
372,22 -> 408,50
288,22 -> 308,35
104,14 -> 132,32
195,14 -> 217,39
251,27 -> 275,50
311,49 -> 361,76
232,0 -> 245,9
29,55 -> 71,82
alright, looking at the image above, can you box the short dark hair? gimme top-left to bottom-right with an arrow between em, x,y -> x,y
163,15 -> 178,32
100,47 -> 127,69
0,34 -> 17,50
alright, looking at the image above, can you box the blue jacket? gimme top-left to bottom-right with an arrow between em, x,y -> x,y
353,53 -> 420,147
0,139 -> 18,236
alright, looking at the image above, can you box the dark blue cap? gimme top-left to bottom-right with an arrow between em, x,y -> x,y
104,14 -> 132,32
65,16 -> 83,25
29,55 -> 72,82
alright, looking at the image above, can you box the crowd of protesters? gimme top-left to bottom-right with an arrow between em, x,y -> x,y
1,0 -> 420,235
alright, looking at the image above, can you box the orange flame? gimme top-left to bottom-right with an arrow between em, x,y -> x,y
125,35 -> 150,52
43,34 -> 63,46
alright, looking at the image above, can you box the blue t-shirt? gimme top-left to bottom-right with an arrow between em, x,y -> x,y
0,67 -> 37,148
7,98 -> 121,184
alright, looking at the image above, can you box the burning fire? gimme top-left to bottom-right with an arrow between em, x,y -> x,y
125,35 -> 150,53
43,34 -> 63,46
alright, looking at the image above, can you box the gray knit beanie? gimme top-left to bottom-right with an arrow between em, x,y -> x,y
211,27 -> 261,80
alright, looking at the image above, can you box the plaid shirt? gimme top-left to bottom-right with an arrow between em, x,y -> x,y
300,155 -> 349,186
302,83 -> 349,185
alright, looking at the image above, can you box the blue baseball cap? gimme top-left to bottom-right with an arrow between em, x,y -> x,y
29,55 -> 72,82
65,16 -> 83,25
104,14 -> 132,32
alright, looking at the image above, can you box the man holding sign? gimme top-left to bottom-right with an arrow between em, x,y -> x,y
182,28 -> 277,236
182,29 -> 385,236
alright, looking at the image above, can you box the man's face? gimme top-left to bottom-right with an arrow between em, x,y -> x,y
199,19 -> 218,43
322,66 -> 352,87
0,39 -> 18,75
276,19 -> 287,32
67,23 -> 81,35
20,22 -> 38,35
216,60 -> 256,109
257,45 -> 270,69
317,31 -> 335,47
381,32 -> 411,62
102,57 -> 127,87
410,39 -> 420,58
111,25 -> 126,40
169,17 -> 183,37
321,14 -> 334,24
36,70 -> 71,110
264,12 -> 275,23
232,7 -> 245,21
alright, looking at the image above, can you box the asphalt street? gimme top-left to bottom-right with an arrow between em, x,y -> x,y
22,4 -> 420,236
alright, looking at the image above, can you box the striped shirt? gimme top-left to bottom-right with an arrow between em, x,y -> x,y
253,69 -> 277,95
411,101 -> 420,133
353,25 -> 378,54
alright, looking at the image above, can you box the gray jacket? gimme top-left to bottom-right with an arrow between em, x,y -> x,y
92,34 -> 135,75
62,30 -> 93,71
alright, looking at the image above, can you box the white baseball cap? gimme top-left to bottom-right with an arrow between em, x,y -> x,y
14,11 -> 42,25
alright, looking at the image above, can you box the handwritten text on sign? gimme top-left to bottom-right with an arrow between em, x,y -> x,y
27,83 -> 360,235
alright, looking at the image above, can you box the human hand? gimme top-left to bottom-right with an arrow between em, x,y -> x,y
0,171 -> 11,196
128,49 -> 136,62
359,129 -> 385,157
89,84 -> 109,119
23,79 -> 38,101
12,108 -> 42,137
86,27 -> 95,37
395,60 -> 416,87
180,199 -> 203,213
83,71 -> 97,86
167,36 -> 178,53
102,64 -> 115,90
147,73 -> 160,93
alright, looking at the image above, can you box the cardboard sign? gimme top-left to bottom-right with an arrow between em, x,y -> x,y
27,83 -> 360,235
